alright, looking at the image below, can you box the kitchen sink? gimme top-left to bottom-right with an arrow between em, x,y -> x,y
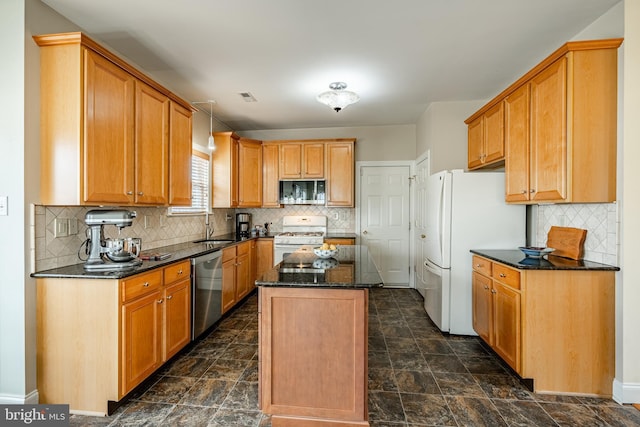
194,239 -> 235,244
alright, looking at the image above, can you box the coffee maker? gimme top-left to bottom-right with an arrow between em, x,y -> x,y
236,213 -> 251,237
83,209 -> 143,271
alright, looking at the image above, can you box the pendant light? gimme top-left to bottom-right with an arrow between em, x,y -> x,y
207,101 -> 216,151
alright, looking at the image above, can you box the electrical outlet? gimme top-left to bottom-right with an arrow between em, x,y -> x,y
54,218 -> 68,237
144,215 -> 151,229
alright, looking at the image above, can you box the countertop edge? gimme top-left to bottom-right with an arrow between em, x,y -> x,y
470,249 -> 620,271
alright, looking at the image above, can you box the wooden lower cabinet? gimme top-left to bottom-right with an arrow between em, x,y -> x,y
222,241 -> 253,314
36,260 -> 191,415
256,238 -> 274,278
259,287 -> 369,426
324,237 -> 355,246
471,255 -> 614,396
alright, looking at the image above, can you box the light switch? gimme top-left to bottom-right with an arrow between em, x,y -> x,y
0,196 -> 7,216
54,218 -> 68,238
68,218 -> 78,235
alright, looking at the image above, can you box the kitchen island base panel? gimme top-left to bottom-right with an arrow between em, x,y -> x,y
259,287 -> 369,426
271,415 -> 369,427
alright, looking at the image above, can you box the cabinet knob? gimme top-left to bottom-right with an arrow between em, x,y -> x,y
127,191 -> 133,195
157,299 -> 164,304
499,273 -> 506,278
522,190 -> 527,194
363,230 -> 368,235
167,295 -> 172,300
530,189 -> 535,193
143,282 -> 149,287
138,191 -> 144,196
475,264 -> 481,268
483,285 -> 489,290
491,289 -> 497,294
177,269 -> 183,275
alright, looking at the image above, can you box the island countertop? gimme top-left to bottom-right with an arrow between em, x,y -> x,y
470,249 -> 620,271
256,245 -> 384,288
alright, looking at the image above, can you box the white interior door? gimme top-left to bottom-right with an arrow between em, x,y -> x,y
359,165 -> 411,286
414,156 -> 429,295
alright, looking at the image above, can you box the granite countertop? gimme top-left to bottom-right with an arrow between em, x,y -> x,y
31,233 -> 277,280
256,245 -> 384,289
471,249 -> 620,271
325,232 -> 358,240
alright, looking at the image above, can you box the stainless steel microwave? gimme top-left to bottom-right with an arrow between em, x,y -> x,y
279,180 -> 326,205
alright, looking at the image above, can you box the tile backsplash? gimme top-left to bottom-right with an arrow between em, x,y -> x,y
535,203 -> 618,265
33,205 -> 355,271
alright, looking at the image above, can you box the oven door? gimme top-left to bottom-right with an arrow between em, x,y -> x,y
273,244 -> 312,264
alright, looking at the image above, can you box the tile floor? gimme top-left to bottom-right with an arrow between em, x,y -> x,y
70,288 -> 640,426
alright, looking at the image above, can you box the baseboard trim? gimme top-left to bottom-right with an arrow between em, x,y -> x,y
612,379 -> 640,404
0,389 -> 39,405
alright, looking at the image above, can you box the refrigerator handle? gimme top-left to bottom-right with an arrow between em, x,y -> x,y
424,258 -> 443,277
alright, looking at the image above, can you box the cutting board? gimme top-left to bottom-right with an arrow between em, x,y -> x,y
546,226 -> 587,260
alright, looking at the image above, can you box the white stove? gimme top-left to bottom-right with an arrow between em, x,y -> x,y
273,215 -> 327,262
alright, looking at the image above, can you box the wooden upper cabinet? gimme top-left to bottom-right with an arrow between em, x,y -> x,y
468,38 -> 622,204
467,103 -> 505,170
529,58 -> 567,202
238,137 -> 263,207
134,81 -> 170,205
211,132 -> 239,208
83,49 -> 136,204
505,84 -> 531,202
279,142 -> 325,179
34,32 -> 195,206
326,140 -> 355,207
169,102 -> 193,206
262,142 -> 280,207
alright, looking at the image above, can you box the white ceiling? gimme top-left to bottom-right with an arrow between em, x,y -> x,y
40,0 -> 620,131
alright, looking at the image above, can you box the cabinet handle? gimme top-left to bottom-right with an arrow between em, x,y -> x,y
177,269 -> 183,275
483,285 -> 489,290
491,289 -> 497,294
127,191 -> 133,195
167,295 -> 172,300
522,190 -> 527,194
138,191 -> 144,196
475,264 -> 481,268
499,273 -> 506,278
530,189 -> 535,193
143,282 -> 149,287
157,299 -> 164,304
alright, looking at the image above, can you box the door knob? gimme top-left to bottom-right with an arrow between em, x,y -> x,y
362,230 -> 368,234
421,234 -> 426,239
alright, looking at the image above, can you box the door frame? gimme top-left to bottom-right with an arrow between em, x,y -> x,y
355,160 -> 416,288
414,150 -> 431,291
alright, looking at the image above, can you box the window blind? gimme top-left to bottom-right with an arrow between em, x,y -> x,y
170,150 -> 209,215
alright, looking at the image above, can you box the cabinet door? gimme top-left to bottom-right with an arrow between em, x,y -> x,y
492,281 -> 521,373
83,49 -> 135,204
164,278 -> 191,360
505,84 -> 531,202
121,290 -> 162,394
238,138 -> 263,207
530,58 -> 567,202
326,142 -> 355,207
221,247 -> 237,314
303,143 -> 325,178
256,238 -> 275,277
236,243 -> 252,301
483,102 -> 505,164
212,132 -> 239,208
135,81 -> 169,204
280,143 -> 302,179
262,143 -> 280,207
169,102 -> 192,206
467,117 -> 484,170
472,272 -> 493,344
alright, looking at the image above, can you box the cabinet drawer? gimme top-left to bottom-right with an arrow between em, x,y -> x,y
236,241 -> 251,256
325,238 -> 355,246
222,246 -> 237,262
164,260 -> 190,285
472,255 -> 492,277
492,263 -> 520,290
122,270 -> 163,302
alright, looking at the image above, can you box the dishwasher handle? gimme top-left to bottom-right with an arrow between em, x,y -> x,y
191,249 -> 222,265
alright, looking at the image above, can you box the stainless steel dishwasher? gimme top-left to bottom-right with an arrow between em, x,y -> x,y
191,250 -> 223,340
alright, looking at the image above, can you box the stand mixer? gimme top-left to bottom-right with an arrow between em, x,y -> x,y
83,209 -> 142,271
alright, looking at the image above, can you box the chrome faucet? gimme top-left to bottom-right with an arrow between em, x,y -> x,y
204,211 -> 214,239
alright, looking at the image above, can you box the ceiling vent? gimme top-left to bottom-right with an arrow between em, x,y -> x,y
239,92 -> 257,102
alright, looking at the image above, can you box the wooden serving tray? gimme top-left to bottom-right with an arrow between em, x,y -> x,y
546,226 -> 587,260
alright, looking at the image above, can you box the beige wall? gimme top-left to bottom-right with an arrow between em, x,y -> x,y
415,100 -> 484,173
240,125 -> 416,162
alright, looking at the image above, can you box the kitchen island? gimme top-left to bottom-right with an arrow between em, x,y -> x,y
256,245 -> 383,427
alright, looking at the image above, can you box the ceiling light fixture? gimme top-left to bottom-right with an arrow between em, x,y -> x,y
192,100 -> 217,151
316,82 -> 360,112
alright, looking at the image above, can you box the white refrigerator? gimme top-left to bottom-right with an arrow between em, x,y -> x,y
421,170 -> 525,335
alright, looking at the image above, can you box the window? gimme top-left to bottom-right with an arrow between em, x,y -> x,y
170,150 -> 209,215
